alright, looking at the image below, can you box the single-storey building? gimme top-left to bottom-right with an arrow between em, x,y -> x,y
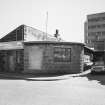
24,41 -> 85,74
0,24 -> 90,74
0,41 -> 85,74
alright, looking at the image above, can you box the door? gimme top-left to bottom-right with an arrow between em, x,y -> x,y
28,46 -> 43,70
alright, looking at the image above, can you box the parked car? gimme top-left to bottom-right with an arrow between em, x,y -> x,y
91,61 -> 105,74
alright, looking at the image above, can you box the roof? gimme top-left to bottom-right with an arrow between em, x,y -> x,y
84,46 -> 105,53
87,12 -> 105,18
23,41 -> 85,46
84,46 -> 94,51
0,24 -> 64,42
84,46 -> 94,54
94,50 -> 105,52
0,25 -> 24,42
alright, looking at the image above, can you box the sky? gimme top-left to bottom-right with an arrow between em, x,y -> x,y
0,0 -> 105,42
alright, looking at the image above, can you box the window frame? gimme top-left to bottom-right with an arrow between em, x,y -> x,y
53,46 -> 71,63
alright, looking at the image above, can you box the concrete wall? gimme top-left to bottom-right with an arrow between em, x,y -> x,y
24,43 -> 84,74
24,45 -> 44,73
0,49 -> 24,73
42,44 -> 83,74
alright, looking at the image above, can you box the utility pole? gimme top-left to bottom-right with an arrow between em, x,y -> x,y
45,11 -> 48,40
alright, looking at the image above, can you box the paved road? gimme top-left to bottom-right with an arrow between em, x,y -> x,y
0,73 -> 105,105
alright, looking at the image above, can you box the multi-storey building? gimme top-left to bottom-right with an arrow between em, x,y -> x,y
84,12 -> 105,51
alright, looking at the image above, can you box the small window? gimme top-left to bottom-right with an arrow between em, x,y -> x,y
54,47 -> 71,62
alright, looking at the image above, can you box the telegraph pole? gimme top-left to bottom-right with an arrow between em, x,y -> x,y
46,11 -> 48,40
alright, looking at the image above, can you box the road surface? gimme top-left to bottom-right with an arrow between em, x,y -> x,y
0,73 -> 105,105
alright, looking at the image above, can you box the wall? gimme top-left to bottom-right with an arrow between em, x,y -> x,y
42,44 -> 83,74
24,43 -> 84,74
24,45 -> 44,73
0,50 -> 24,73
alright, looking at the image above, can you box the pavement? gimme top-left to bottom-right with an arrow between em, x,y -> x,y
0,69 -> 105,105
0,70 -> 91,81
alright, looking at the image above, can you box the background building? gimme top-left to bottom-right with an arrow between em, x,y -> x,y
84,12 -> 105,51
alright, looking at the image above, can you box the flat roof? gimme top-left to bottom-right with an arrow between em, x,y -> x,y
87,12 -> 105,18
94,50 -> 105,52
23,41 -> 85,46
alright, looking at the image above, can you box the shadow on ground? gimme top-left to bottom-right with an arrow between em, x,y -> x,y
0,73 -> 65,81
81,73 -> 105,86
0,77 -> 61,81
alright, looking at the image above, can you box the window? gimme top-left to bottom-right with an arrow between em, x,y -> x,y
88,17 -> 105,22
102,31 -> 105,35
54,47 -> 71,62
88,25 -> 96,29
88,18 -> 100,22
88,32 -> 96,36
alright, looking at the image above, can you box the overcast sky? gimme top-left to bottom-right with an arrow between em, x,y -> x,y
0,0 -> 105,42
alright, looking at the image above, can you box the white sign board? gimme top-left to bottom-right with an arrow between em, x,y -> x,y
0,41 -> 23,50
